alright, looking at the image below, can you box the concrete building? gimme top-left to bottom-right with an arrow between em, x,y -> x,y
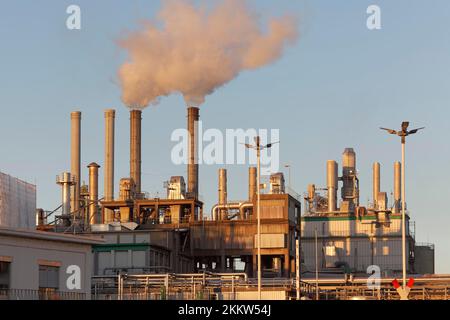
0,227 -> 103,300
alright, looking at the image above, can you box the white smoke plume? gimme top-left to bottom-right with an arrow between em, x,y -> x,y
118,0 -> 298,108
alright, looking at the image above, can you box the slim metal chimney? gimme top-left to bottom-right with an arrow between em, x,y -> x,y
187,107 -> 199,199
218,169 -> 228,220
327,160 -> 338,212
130,110 -> 142,196
70,111 -> 81,215
248,167 -> 257,203
88,162 -> 100,225
394,161 -> 402,213
104,109 -> 115,222
373,162 -> 381,209
56,172 -> 75,218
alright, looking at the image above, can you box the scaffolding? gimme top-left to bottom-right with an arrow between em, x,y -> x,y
0,172 -> 36,229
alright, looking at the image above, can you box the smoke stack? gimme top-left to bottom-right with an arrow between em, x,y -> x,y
373,162 -> 380,209
187,107 -> 199,199
248,167 -> 257,203
70,111 -> 81,215
394,161 -> 402,213
218,169 -> 228,220
104,109 -> 115,223
130,110 -> 142,196
327,160 -> 338,212
88,162 -> 100,225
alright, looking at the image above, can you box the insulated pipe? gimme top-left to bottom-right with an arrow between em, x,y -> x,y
187,107 -> 199,199
88,162 -> 100,225
104,109 -> 115,222
211,202 -> 253,221
70,111 -> 81,214
248,167 -> 257,203
394,161 -> 402,213
327,160 -> 338,212
218,169 -> 228,220
130,110 -> 142,196
373,162 -> 380,209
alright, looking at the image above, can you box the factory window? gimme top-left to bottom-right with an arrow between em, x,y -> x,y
39,265 -> 60,291
0,261 -> 11,290
383,246 -> 390,256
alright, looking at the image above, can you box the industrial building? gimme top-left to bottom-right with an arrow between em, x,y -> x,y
0,226 -> 103,299
301,149 -> 434,276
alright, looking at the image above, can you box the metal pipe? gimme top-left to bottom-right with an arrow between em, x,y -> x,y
327,160 -> 338,212
373,162 -> 380,209
88,162 -> 100,225
218,169 -> 227,220
211,202 -> 253,221
130,110 -> 142,195
187,107 -> 199,199
394,161 -> 402,213
70,111 -> 81,215
248,167 -> 257,203
104,109 -> 115,222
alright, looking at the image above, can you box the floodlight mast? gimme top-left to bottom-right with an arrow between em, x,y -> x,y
380,122 -> 424,293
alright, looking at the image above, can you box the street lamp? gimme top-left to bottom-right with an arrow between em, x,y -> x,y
245,136 -> 279,300
380,122 -> 424,291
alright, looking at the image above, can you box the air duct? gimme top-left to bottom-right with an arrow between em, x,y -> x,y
248,167 -> 257,203
373,162 -> 380,209
130,110 -> 142,196
218,169 -> 228,220
88,162 -> 100,225
70,111 -> 81,215
187,107 -> 199,199
104,109 -> 115,222
394,161 -> 402,213
327,160 -> 338,212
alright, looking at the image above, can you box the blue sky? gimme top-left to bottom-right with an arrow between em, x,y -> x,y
1,0 -> 449,273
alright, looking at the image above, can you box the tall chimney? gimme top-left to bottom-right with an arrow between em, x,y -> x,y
394,161 -> 402,213
88,162 -> 100,225
130,110 -> 142,196
187,107 -> 199,199
248,167 -> 257,203
373,162 -> 380,209
327,160 -> 338,212
218,169 -> 228,220
104,109 -> 115,222
70,111 -> 81,215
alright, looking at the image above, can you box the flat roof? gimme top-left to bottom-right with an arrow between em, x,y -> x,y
0,226 -> 104,245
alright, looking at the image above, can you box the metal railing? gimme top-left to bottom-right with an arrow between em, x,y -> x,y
0,289 -> 86,300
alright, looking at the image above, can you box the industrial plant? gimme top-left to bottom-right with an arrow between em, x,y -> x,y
1,0 -> 448,303
0,103 -> 444,301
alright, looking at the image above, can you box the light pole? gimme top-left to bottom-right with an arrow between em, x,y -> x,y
315,228 -> 319,300
380,122 -> 424,290
245,136 -> 278,300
